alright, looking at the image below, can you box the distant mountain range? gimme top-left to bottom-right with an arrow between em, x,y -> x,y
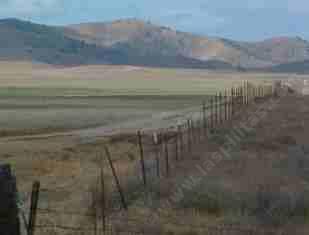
1,18 -> 309,73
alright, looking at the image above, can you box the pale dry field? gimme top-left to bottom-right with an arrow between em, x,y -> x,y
0,61 -> 293,137
0,61 -> 287,96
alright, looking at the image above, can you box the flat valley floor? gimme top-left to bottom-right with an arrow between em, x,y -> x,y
1,62 -> 309,233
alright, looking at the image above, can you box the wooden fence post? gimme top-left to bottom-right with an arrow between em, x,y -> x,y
231,88 -> 234,117
210,97 -> 214,131
175,132 -> 179,161
228,89 -> 231,119
164,133 -> 170,177
193,120 -> 199,144
191,119 -> 196,145
238,87 -> 240,106
153,132 -> 160,178
224,90 -> 227,122
193,120 -> 198,144
251,83 -> 253,104
243,82 -> 245,106
247,83 -> 250,104
202,102 -> 207,137
241,85 -> 244,106
28,181 -> 40,235
217,93 -> 220,125
252,86 -> 254,101
241,83 -> 243,106
233,87 -> 235,115
92,183 -> 98,235
104,146 -> 127,210
220,92 -> 223,124
0,165 -> 20,235
215,93 -> 218,127
246,81 -> 249,105
244,81 -> 247,105
100,156 -> 106,235
187,119 -> 192,153
137,131 -> 147,186
236,87 -> 239,106
251,84 -> 254,103
245,83 -> 247,104
198,119 -> 202,143
239,86 -> 241,104
178,125 -> 184,158
190,120 -> 195,145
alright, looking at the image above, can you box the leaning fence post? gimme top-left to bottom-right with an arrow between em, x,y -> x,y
137,130 -> 147,186
104,146 -> 127,210
28,181 -> 40,235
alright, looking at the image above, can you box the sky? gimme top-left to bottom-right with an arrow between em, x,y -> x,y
0,0 -> 308,41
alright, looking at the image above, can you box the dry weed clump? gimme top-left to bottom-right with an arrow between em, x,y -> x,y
175,180 -> 309,227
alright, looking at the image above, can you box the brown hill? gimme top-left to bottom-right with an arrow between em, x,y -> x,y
65,19 -> 309,68
0,18 -> 234,69
1,18 -> 309,72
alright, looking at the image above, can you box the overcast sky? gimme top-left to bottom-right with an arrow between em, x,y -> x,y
0,0 -> 308,41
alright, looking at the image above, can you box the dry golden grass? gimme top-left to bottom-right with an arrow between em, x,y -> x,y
0,61 -> 288,96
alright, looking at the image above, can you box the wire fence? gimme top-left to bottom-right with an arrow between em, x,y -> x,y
13,80 -> 298,235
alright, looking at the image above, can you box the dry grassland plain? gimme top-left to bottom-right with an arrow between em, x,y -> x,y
0,61 -> 295,137
2,61 -> 309,233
